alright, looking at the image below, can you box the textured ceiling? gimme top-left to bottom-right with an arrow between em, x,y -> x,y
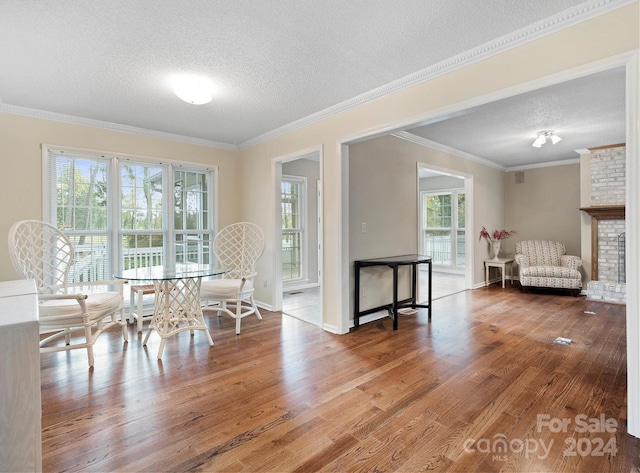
0,0 -> 628,167
406,67 -> 626,169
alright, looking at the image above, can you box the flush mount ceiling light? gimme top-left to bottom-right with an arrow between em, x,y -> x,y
532,130 -> 562,148
172,75 -> 213,105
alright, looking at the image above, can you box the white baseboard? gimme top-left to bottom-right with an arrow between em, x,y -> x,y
473,276 -> 517,289
427,266 -> 465,275
283,282 -> 320,292
350,310 -> 389,329
321,322 -> 340,333
255,300 -> 274,312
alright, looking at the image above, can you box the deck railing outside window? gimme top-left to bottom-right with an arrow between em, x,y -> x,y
70,246 -> 165,283
423,231 -> 466,266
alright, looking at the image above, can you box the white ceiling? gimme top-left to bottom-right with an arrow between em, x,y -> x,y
0,0 -> 628,167
406,67 -> 626,170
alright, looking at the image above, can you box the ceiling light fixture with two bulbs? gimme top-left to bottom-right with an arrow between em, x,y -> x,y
532,130 -> 562,148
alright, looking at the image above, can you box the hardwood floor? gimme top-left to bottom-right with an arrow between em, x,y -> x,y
40,284 -> 640,472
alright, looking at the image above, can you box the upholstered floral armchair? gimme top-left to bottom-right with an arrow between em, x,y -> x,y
514,240 -> 582,296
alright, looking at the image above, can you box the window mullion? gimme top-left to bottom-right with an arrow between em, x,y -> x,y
113,157 -> 122,274
282,175 -> 305,282
451,190 -> 457,266
165,164 -> 175,270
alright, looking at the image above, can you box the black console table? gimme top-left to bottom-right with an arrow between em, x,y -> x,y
354,254 -> 432,330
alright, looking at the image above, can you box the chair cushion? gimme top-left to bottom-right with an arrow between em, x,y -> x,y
200,278 -> 254,299
520,275 -> 582,290
515,240 -> 565,266
520,265 -> 581,280
39,291 -> 122,322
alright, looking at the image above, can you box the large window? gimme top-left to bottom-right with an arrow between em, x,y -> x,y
422,190 -> 465,267
281,176 -> 305,281
44,147 -> 216,282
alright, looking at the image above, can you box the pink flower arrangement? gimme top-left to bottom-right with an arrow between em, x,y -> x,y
479,226 -> 517,242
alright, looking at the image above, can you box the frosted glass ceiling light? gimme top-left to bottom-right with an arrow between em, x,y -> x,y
532,133 -> 546,148
532,130 -> 561,148
550,133 -> 562,144
173,76 -> 213,105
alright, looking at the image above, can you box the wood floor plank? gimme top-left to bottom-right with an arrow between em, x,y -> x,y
39,285 -> 640,472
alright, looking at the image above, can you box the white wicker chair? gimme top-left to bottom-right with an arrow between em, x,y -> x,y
200,222 -> 265,334
8,220 -> 128,367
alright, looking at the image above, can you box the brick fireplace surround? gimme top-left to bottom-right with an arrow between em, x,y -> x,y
581,144 -> 626,303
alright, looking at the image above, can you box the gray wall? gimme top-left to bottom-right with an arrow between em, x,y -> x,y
349,134 -> 504,316
504,164 -> 581,258
349,136 -> 582,314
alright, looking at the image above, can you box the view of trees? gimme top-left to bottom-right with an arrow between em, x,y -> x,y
56,157 -> 108,233
425,193 -> 465,229
423,191 -> 466,266
52,152 -> 215,277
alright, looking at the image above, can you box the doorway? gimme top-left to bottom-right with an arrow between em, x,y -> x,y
417,163 -> 473,300
273,148 -> 323,327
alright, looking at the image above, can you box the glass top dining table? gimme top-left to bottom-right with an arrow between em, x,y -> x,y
114,263 -> 228,359
115,263 -> 227,282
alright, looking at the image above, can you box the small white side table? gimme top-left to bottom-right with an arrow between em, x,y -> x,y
484,257 -> 514,288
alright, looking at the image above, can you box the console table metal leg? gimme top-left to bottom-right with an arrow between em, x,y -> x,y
428,261 -> 432,321
392,265 -> 399,330
411,262 -> 417,306
354,263 -> 360,328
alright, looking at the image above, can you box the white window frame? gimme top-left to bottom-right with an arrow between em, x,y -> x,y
42,144 -> 218,281
420,188 -> 465,269
281,174 -> 307,283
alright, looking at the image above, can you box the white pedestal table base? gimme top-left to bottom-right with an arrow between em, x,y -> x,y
143,277 -> 214,359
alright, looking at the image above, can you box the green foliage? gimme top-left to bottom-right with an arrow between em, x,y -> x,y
426,194 -> 452,228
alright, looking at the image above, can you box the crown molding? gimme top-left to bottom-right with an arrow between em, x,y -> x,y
0,103 -> 240,151
0,0 -> 632,151
239,0 -> 634,150
391,131 -> 506,171
506,158 -> 581,171
394,131 -> 582,172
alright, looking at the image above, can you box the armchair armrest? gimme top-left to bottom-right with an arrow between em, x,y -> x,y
67,279 -> 126,288
67,279 -> 126,295
514,254 -> 529,267
561,255 -> 582,270
39,293 -> 88,301
39,292 -> 89,312
238,272 -> 258,291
